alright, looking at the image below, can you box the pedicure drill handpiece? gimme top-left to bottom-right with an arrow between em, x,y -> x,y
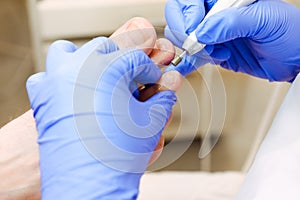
171,0 -> 257,66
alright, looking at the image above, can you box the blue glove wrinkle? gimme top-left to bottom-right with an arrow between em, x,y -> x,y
204,0 -> 218,12
39,119 -> 142,200
219,40 -> 257,74
182,3 -> 205,34
79,37 -> 120,55
209,44 -> 231,62
165,1 -> 186,33
233,39 -> 271,78
164,26 -> 187,48
104,49 -> 162,86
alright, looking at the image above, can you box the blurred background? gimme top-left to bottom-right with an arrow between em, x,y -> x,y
0,0 -> 299,172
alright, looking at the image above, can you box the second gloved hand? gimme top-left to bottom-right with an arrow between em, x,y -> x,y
165,0 -> 300,82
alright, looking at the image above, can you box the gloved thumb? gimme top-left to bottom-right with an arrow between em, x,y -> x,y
46,40 -> 78,72
195,3 -> 261,45
145,90 -> 177,126
77,37 -> 120,57
105,49 -> 163,86
144,70 -> 180,128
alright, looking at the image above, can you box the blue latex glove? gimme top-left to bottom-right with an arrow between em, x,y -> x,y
164,0 -> 229,76
165,0 -> 300,82
26,37 -> 176,199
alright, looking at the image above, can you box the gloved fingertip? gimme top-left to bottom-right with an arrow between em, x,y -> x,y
149,90 -> 177,107
94,37 -> 120,54
166,56 -> 198,77
49,40 -> 78,53
80,37 -> 120,55
26,72 -> 46,105
26,72 -> 45,88
204,0 -> 218,11
46,41 -> 78,73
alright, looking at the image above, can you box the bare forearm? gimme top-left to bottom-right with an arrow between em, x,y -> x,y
0,110 -> 40,200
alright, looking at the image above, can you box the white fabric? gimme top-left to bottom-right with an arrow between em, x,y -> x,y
236,74 -> 300,200
138,171 -> 245,200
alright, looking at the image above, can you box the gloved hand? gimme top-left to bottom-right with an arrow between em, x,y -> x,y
165,0 -> 300,82
26,37 -> 176,199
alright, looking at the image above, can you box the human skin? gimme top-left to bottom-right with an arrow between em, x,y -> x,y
0,17 -> 182,199
0,109 -> 40,199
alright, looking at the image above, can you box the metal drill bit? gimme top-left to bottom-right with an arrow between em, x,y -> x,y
171,51 -> 187,66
